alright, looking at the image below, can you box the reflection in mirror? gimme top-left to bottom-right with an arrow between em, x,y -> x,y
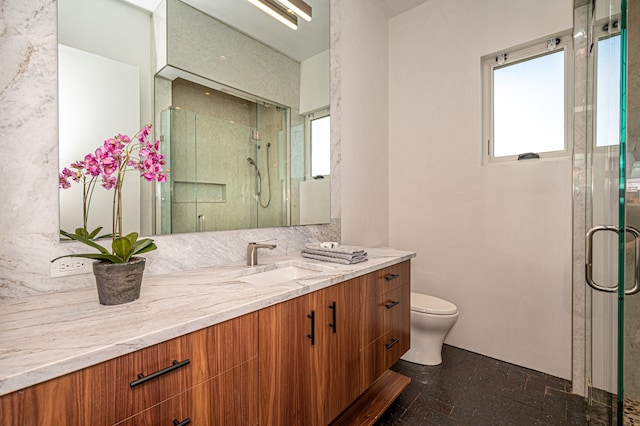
158,79 -> 290,233
58,0 -> 330,237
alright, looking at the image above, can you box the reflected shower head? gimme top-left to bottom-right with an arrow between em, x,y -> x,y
247,157 -> 256,166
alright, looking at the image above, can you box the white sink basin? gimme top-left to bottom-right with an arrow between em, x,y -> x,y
239,265 -> 322,286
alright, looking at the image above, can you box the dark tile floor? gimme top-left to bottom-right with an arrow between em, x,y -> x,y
375,345 -> 588,425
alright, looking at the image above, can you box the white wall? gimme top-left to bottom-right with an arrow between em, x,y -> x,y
300,49 -> 330,115
58,0 -> 152,127
388,0 -> 574,378
337,0 -> 390,247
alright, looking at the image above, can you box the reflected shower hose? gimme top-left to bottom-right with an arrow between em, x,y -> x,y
246,143 -> 272,208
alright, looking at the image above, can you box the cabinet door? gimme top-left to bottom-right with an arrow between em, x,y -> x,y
259,281 -> 364,426
321,281 -> 362,424
259,293 -> 321,425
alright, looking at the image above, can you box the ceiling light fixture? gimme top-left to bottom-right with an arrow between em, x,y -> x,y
247,0 -> 298,30
275,0 -> 312,22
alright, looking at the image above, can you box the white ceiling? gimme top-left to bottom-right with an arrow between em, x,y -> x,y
124,0 -> 429,62
372,0 -> 431,18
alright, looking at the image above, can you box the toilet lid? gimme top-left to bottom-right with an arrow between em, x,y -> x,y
410,292 -> 457,315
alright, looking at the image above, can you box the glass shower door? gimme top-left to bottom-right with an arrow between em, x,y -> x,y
585,0 -> 640,424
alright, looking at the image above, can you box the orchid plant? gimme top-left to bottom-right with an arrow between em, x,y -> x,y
55,124 -> 167,264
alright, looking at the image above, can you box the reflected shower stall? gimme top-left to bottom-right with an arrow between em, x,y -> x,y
158,81 -> 289,234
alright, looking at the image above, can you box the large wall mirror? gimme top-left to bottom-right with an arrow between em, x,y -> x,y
58,0 -> 330,237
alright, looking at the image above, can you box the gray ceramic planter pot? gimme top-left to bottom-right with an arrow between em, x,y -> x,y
92,257 -> 145,305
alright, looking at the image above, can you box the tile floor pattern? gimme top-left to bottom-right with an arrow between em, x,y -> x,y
375,345 -> 588,425
624,398 -> 640,425
587,393 -> 640,425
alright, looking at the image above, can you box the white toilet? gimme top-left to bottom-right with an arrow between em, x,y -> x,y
401,292 -> 458,366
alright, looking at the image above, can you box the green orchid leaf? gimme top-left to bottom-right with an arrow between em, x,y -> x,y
60,229 -> 111,255
112,237 -> 133,262
134,242 -> 158,256
51,252 -> 123,263
74,228 -> 88,238
131,237 -> 153,251
87,226 -> 103,239
124,232 -> 139,246
132,239 -> 157,255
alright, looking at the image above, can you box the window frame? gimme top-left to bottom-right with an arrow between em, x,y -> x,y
481,32 -> 573,164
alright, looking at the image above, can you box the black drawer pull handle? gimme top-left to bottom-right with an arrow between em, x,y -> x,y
384,273 -> 400,281
385,338 -> 400,350
329,301 -> 337,333
130,359 -> 191,388
307,310 -> 316,345
173,418 -> 191,426
385,300 -> 400,309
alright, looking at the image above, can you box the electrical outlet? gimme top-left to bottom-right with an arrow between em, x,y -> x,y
50,258 -> 91,278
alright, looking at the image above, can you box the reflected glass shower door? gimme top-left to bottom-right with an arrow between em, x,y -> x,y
159,108 -> 255,233
585,0 -> 640,424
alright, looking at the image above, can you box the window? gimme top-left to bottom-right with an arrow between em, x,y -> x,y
596,34 -> 621,147
310,113 -> 330,176
482,34 -> 571,162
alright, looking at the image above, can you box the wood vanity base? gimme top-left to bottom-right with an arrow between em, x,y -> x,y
330,370 -> 411,426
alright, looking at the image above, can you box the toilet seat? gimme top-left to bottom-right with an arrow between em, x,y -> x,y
410,292 -> 457,315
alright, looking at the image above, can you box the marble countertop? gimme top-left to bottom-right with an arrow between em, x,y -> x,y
0,248 -> 415,396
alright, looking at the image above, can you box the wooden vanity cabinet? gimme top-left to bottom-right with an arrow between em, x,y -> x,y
0,312 -> 258,426
258,279 -> 362,425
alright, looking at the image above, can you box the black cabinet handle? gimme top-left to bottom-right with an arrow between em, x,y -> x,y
307,310 -> 315,345
384,273 -> 400,281
130,359 -> 191,388
328,301 -> 337,333
385,300 -> 400,309
385,338 -> 400,350
173,418 -> 191,426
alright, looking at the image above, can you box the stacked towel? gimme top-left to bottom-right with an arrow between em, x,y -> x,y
302,242 -> 368,265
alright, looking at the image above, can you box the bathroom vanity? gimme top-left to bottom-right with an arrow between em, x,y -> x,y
0,248 -> 414,425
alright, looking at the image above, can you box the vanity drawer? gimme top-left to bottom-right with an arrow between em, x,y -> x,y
361,277 -> 411,347
115,357 -> 259,426
378,261 -> 411,293
113,312 -> 258,422
361,261 -> 411,302
383,284 -> 410,334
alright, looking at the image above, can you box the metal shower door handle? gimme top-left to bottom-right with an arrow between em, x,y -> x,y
585,225 -> 640,295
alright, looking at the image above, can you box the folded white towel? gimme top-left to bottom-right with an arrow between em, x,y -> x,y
304,242 -> 366,256
302,251 -> 368,265
302,248 -> 368,262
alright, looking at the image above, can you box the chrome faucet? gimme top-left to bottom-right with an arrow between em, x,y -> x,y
247,242 -> 277,266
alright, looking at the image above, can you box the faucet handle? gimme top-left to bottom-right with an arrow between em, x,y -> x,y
249,238 -> 277,244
